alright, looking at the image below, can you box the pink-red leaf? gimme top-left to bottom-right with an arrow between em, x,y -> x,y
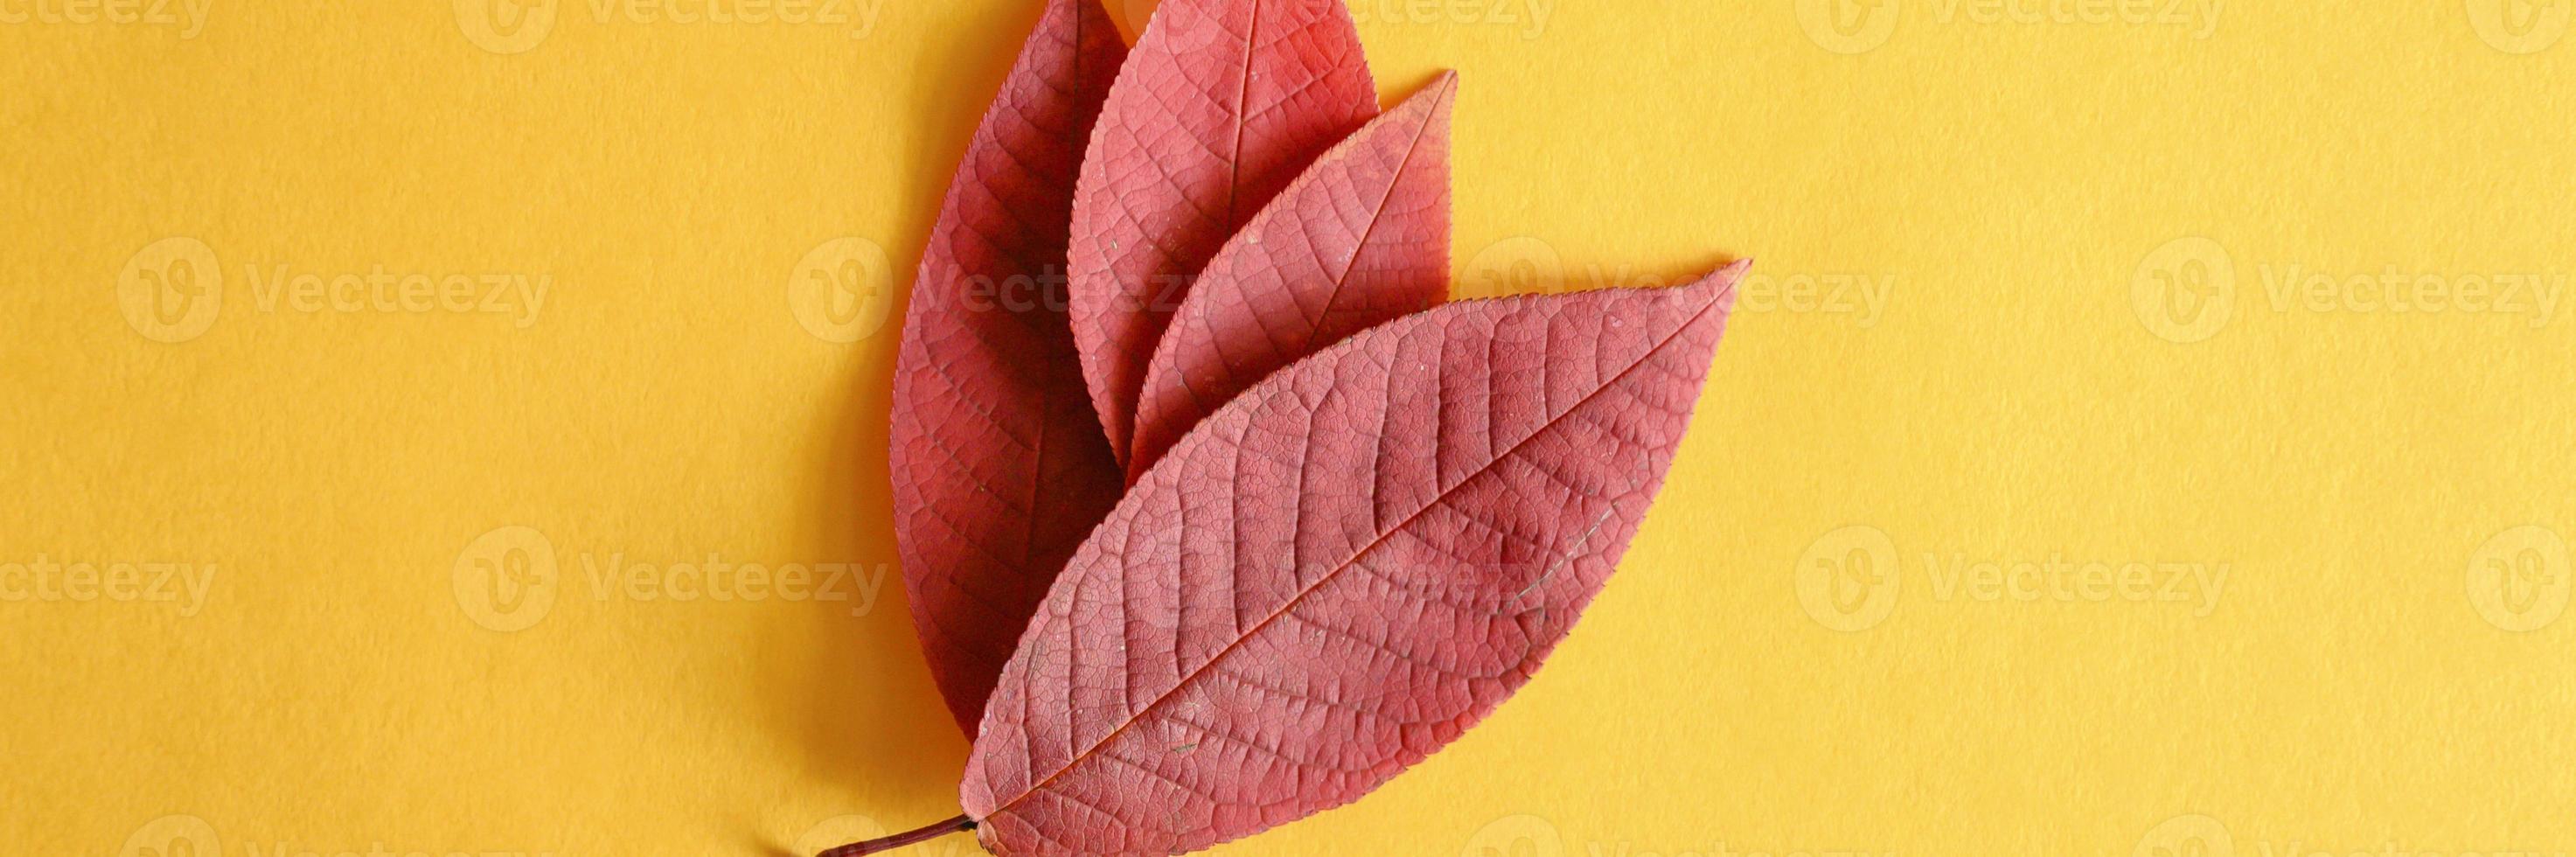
960,266 -> 1750,855
1067,0 -> 1380,468
888,0 -> 1131,738
1126,72 -> 1458,480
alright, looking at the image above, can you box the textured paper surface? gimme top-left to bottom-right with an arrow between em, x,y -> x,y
3,3 -> 2573,856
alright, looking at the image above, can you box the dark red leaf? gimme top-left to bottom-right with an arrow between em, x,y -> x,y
1125,72 -> 1458,480
1067,0 -> 1380,468
959,266 -> 1749,855
888,0 -> 1131,738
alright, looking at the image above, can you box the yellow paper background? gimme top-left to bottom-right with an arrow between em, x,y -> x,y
5,1 -> 2573,855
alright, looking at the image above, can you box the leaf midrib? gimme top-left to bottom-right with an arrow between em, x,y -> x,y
984,284 -> 1732,820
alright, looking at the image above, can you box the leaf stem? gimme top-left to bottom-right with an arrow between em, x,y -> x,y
818,814 -> 976,856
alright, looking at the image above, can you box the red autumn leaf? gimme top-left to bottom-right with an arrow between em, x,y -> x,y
887,0 -> 1131,737
957,266 -> 1749,856
1067,0 -> 1380,468
1125,72 -> 1459,480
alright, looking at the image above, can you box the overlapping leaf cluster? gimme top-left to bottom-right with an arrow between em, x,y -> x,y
861,1 -> 1746,854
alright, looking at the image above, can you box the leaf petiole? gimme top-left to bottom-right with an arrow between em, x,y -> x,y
818,814 -> 975,856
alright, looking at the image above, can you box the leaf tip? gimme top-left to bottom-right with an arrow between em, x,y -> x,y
1425,68 -> 1462,105
1689,257 -> 1752,307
